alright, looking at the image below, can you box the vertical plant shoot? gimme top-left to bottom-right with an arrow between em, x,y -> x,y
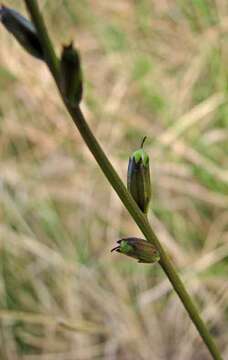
0,2 -> 223,358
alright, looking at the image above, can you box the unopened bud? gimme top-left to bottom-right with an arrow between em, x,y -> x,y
127,137 -> 151,214
0,5 -> 44,60
111,237 -> 160,263
60,42 -> 83,106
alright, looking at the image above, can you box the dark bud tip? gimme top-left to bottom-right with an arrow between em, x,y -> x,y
140,136 -> 147,149
110,246 -> 120,252
0,4 -> 6,17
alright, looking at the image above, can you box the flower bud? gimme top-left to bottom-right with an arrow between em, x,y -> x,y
60,42 -> 83,106
127,137 -> 151,214
0,5 -> 44,60
111,237 -> 160,263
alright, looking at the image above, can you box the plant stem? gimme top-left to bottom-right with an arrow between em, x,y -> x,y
24,0 -> 59,82
23,1 -> 223,359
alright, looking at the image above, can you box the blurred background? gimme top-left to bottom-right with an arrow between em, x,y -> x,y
0,0 -> 228,359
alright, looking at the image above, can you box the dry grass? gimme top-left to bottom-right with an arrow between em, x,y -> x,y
0,0 -> 227,359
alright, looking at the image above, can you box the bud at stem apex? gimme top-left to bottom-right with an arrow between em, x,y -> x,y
0,5 -> 44,60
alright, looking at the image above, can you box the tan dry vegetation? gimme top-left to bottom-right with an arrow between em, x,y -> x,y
0,0 -> 227,359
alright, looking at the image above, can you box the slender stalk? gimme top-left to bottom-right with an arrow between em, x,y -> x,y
23,1 -> 223,359
24,0 -> 59,82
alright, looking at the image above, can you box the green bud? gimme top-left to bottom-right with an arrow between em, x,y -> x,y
111,237 -> 160,263
60,42 -> 83,106
127,137 -> 151,214
0,5 -> 44,60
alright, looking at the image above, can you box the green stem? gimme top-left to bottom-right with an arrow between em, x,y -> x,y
23,1 -> 223,359
24,0 -> 59,82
